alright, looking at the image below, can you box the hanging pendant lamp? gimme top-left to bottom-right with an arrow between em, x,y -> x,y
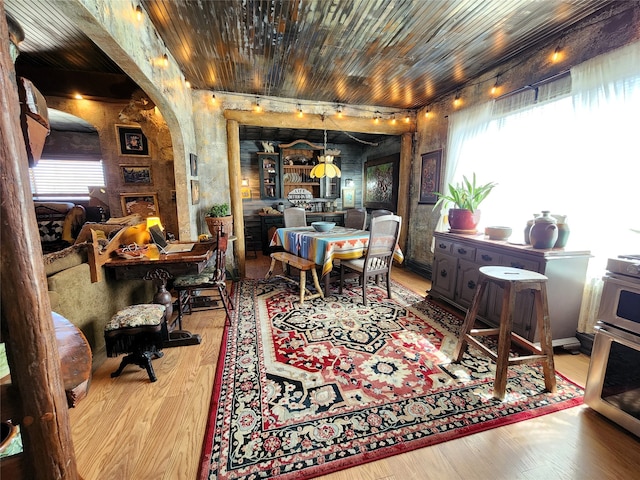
310,119 -> 341,179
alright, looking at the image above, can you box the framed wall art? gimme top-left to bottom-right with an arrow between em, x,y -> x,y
341,187 -> 355,208
419,149 -> 442,204
120,193 -> 159,218
191,180 -> 200,205
120,165 -> 152,185
190,153 -> 198,176
363,153 -> 399,211
116,125 -> 149,156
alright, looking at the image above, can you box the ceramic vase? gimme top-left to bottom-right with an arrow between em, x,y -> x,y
448,208 -> 481,232
529,211 -> 558,249
552,214 -> 570,248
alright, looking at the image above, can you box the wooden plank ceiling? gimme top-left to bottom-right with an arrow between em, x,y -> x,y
5,0 -> 618,143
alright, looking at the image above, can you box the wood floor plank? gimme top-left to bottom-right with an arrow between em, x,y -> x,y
67,254 -> 640,480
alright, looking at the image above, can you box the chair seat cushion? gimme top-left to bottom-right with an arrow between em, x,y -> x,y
342,258 -> 365,272
105,304 -> 166,331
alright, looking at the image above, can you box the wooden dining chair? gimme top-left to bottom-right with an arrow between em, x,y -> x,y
339,214 -> 402,306
344,208 -> 367,230
371,209 -> 393,218
283,207 -> 307,227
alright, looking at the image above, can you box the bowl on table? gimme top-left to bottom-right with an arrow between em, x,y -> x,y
485,226 -> 512,240
311,221 -> 336,232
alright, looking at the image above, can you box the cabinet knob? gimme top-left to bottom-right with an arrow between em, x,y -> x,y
481,254 -> 493,261
467,280 -> 476,290
511,262 -> 525,269
457,248 -> 467,254
440,269 -> 448,278
438,243 -> 447,249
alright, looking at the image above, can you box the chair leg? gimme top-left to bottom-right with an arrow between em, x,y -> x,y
299,270 -> 306,304
454,279 -> 488,362
361,273 -> 367,306
534,287 -> 557,393
493,281 -> 516,400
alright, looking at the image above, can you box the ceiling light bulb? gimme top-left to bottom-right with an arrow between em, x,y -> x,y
74,93 -> 83,100
254,97 -> 261,112
185,80 -> 191,89
135,5 -> 143,21
391,115 -> 396,125
336,105 -> 343,118
425,108 -> 431,118
404,114 -> 410,123
553,46 -> 561,62
162,53 -> 169,67
297,105 -> 303,118
211,94 -> 216,103
454,92 -> 461,107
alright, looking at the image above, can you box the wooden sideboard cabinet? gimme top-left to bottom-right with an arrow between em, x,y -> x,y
429,232 -> 590,351
259,212 -> 345,254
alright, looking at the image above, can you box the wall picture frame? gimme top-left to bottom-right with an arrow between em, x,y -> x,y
341,187 -> 355,208
120,165 -> 152,185
120,193 -> 159,218
363,153 -> 399,211
190,153 -> 198,176
116,125 -> 149,156
419,149 -> 442,204
191,180 -> 200,205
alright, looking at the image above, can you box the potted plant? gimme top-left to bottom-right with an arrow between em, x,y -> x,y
434,173 -> 497,232
205,202 -> 233,237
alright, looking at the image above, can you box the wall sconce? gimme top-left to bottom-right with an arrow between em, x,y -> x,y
345,178 -> 354,187
241,178 -> 249,187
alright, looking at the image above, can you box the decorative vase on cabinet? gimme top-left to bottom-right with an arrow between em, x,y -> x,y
529,211 -> 558,249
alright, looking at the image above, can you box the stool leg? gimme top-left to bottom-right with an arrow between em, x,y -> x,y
494,281 -> 516,400
299,270 -> 306,304
454,279 -> 488,362
311,268 -> 324,299
265,257 -> 277,279
534,287 -> 557,393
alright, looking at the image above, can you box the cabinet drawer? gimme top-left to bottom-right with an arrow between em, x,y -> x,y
434,238 -> 453,254
502,254 -> 539,272
475,248 -> 501,266
452,243 -> 476,261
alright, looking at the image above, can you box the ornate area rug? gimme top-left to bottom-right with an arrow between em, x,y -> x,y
199,279 -> 583,480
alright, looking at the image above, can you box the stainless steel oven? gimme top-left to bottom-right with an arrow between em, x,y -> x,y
584,255 -> 640,437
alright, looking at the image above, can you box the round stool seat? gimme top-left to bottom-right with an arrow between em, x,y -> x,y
105,304 -> 166,332
479,266 -> 548,282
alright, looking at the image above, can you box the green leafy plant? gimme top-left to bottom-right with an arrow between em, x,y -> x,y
207,203 -> 230,217
434,173 -> 497,213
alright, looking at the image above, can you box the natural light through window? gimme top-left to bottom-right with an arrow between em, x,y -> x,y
29,159 -> 105,200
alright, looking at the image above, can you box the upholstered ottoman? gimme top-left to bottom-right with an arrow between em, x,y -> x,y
104,304 -> 167,382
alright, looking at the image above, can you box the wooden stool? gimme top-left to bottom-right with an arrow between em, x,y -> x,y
265,251 -> 324,304
453,266 -> 556,400
104,304 -> 167,382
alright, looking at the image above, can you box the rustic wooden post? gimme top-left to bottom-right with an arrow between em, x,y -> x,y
227,118 -> 245,276
397,132 -> 413,251
0,5 -> 80,479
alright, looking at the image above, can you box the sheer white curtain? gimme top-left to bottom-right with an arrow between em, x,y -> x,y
445,41 -> 640,333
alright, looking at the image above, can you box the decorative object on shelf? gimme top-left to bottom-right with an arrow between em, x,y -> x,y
116,125 -> 149,156
190,153 -> 198,176
310,116 -> 341,179
419,149 -> 442,204
205,202 -> 233,237
485,226 -> 512,240
552,214 -> 570,248
529,210 -> 558,249
434,173 -> 496,232
261,141 -> 275,153
523,213 -> 541,244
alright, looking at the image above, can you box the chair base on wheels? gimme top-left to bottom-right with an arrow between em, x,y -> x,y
265,251 -> 324,304
454,266 -> 556,400
104,304 -> 167,383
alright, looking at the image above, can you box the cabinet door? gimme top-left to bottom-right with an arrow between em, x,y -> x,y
455,258 -> 483,311
430,253 -> 457,299
258,153 -> 280,199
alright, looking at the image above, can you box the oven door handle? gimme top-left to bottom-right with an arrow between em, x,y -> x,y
595,323 -> 640,347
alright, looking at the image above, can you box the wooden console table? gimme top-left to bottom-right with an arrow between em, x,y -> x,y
429,232 -> 591,351
104,242 -> 215,348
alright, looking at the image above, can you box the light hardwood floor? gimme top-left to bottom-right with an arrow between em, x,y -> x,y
69,254 -> 639,479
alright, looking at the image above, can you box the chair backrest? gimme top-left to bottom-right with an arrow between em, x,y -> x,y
344,208 -> 367,230
371,209 -> 393,218
363,214 -> 402,274
283,207 -> 307,227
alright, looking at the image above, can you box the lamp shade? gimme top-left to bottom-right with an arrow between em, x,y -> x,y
310,156 -> 341,179
146,216 -> 164,231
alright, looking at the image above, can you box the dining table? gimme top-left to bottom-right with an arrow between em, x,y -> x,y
269,226 -> 404,294
103,241 -> 216,347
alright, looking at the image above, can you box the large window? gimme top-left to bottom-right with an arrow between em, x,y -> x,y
29,158 -> 105,201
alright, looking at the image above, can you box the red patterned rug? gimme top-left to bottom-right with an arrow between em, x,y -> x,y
199,279 -> 583,480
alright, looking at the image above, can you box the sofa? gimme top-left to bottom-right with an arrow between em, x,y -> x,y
35,202 -> 86,253
43,241 -> 155,368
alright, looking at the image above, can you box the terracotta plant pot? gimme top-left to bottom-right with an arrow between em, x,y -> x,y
448,208 -> 481,232
205,215 -> 233,238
